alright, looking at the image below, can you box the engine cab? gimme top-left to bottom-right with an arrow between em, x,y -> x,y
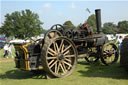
14,40 -> 43,71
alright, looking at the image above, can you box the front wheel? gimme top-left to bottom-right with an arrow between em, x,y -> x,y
100,43 -> 119,65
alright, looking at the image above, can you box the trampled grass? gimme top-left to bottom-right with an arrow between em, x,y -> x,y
0,49 -> 4,59
0,60 -> 128,85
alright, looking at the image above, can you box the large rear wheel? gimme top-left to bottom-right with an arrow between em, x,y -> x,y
41,37 -> 77,78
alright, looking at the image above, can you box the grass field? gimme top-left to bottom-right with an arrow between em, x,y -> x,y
0,43 -> 128,85
0,49 -> 4,59
0,60 -> 128,85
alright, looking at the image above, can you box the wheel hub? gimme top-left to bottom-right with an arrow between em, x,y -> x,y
57,53 -> 64,61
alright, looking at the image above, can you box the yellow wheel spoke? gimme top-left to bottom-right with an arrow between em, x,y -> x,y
48,48 -> 57,55
65,58 -> 71,63
63,45 -> 72,53
48,59 -> 55,66
60,63 -> 65,73
48,51 -> 55,56
61,44 -> 64,53
62,61 -> 67,72
59,39 -> 64,52
55,63 -> 57,73
49,60 -> 58,69
64,50 -> 70,55
57,62 -> 60,73
47,57 -> 57,60
64,61 -> 72,67
55,42 -> 59,53
53,42 -> 57,53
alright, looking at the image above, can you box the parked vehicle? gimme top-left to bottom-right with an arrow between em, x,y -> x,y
0,37 -> 8,49
13,9 -> 119,78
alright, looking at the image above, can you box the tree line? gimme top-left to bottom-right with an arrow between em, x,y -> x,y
0,9 -> 128,39
63,14 -> 128,34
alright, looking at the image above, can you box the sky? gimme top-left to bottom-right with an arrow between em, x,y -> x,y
1,0 -> 128,30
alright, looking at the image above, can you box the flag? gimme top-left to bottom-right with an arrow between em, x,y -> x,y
86,8 -> 91,13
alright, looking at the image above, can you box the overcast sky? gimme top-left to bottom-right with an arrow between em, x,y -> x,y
1,0 -> 128,30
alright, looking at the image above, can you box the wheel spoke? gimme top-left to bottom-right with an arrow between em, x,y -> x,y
64,61 -> 72,67
65,54 -> 75,58
48,59 -> 55,66
63,45 -> 72,53
55,42 -> 60,53
65,58 -> 71,63
55,63 -> 57,73
57,62 -> 60,74
59,39 -> 64,52
53,42 -> 57,53
62,61 -> 67,72
49,60 -> 58,69
48,48 -> 57,55
64,50 -> 70,55
48,51 -> 55,56
61,44 -> 64,53
47,57 -> 57,60
60,63 -> 65,73
66,60 -> 72,70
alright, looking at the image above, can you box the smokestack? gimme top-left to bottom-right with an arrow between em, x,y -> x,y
95,9 -> 102,33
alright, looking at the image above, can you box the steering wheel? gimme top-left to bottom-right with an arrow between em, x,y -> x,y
50,24 -> 65,31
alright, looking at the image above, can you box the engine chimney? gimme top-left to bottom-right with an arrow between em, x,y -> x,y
95,9 -> 102,33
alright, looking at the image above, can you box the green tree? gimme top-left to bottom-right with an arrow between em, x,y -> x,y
63,20 -> 76,29
0,9 -> 44,39
85,14 -> 97,32
102,22 -> 118,34
118,20 -> 128,33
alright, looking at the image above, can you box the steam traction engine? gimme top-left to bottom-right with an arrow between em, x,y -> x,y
14,9 -> 119,78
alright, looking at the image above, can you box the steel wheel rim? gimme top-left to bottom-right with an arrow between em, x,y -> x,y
46,37 -> 77,76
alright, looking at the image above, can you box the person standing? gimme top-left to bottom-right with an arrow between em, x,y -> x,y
8,44 -> 14,58
3,44 -> 9,58
116,36 -> 123,52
